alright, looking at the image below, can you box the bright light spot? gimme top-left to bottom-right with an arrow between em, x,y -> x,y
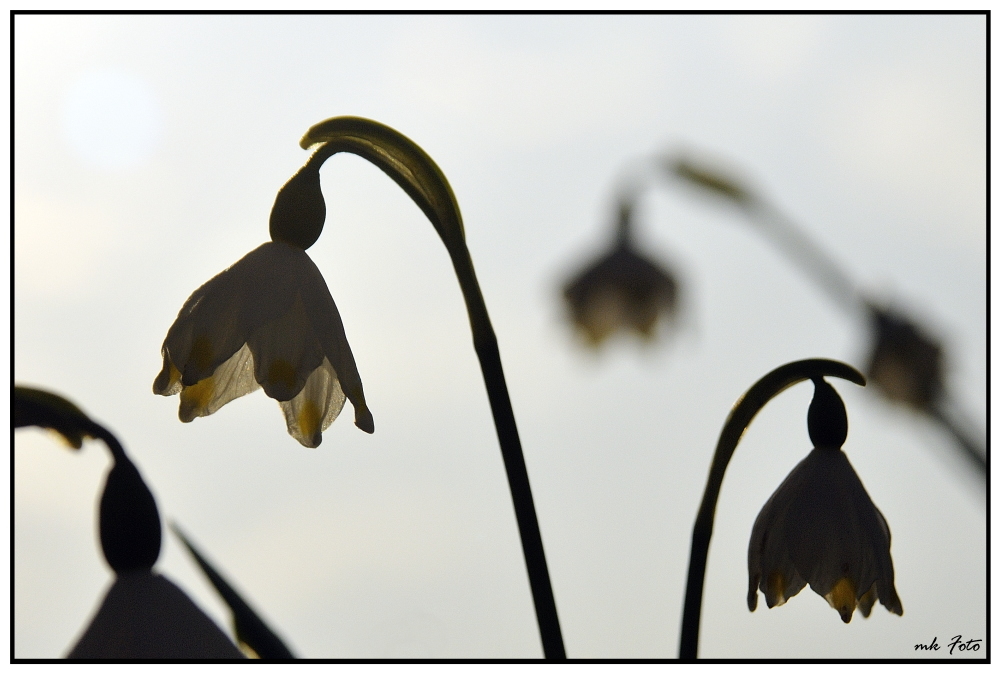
61,68 -> 163,170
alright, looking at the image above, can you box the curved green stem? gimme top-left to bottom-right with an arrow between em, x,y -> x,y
678,359 -> 865,659
300,117 -> 565,659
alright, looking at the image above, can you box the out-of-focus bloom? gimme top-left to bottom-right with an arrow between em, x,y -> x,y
154,240 -> 373,448
563,203 -> 677,346
68,571 -> 244,659
865,305 -> 943,410
747,379 -> 903,623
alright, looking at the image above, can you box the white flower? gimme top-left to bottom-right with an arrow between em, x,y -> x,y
563,203 -> 677,347
153,241 -> 373,448
747,447 -> 903,623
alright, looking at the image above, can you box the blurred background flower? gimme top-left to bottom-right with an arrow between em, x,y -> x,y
563,201 -> 678,346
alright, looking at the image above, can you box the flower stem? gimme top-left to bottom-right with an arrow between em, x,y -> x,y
678,359 -> 865,659
301,117 -> 565,659
451,247 -> 566,659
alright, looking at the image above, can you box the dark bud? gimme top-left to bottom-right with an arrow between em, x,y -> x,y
100,456 -> 162,574
269,164 -> 326,250
808,377 -> 848,450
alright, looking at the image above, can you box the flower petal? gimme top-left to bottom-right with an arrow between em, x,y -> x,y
857,584 -> 878,618
748,452 -> 811,610
748,447 -> 902,620
784,451 -> 877,599
158,242 -> 308,389
871,505 -> 904,616
824,576 -> 857,623
153,352 -> 183,396
161,275 -> 247,388
247,293 -> 324,402
178,344 -> 259,422
279,358 -> 346,448
297,254 -> 374,434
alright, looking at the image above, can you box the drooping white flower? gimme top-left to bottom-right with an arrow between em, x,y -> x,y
747,379 -> 902,623
153,241 -> 373,448
563,202 -> 677,346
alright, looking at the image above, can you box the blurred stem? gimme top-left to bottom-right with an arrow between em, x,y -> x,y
928,396 -> 988,478
299,117 -> 565,659
87,421 -> 128,465
667,155 -> 863,313
614,198 -> 634,248
742,199 -> 863,315
678,359 -> 866,659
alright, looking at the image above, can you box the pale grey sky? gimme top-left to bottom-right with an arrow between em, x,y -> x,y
14,14 -> 986,659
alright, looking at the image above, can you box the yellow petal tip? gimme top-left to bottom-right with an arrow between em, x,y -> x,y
825,577 -> 857,624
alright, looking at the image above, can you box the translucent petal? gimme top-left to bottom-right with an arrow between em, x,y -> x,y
857,584 -> 878,618
162,274 -> 247,388
748,455 -> 809,610
279,358 -> 346,448
298,255 -> 373,433
159,242 -> 305,388
824,577 -> 857,623
247,293 -> 324,402
153,352 -> 183,396
178,344 -> 259,422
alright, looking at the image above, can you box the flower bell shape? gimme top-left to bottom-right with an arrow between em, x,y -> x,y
865,305 -> 944,410
563,202 -> 677,346
747,378 -> 902,623
154,166 -> 373,448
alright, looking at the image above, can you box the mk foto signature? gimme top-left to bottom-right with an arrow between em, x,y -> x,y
914,636 -> 982,654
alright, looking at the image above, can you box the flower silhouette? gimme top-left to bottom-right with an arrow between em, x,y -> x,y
747,378 -> 902,623
563,201 -> 677,346
153,239 -> 373,448
15,386 -> 245,658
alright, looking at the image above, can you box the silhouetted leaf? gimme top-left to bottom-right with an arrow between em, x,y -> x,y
171,523 -> 295,659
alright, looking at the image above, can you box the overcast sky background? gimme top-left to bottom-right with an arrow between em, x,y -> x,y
14,14 -> 986,659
